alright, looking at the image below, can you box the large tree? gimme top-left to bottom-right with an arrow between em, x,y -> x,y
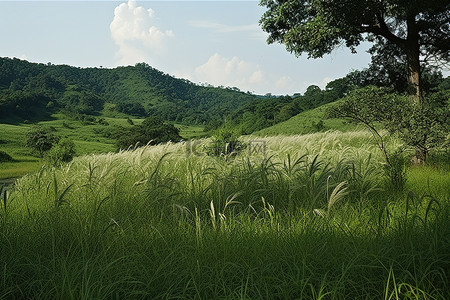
259,0 -> 449,101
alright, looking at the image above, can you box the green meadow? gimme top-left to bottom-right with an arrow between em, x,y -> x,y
1,131 -> 449,299
0,114 -> 205,179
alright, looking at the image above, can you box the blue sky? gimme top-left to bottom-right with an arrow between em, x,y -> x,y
0,0 -> 374,95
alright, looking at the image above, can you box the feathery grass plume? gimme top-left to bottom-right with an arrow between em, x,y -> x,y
327,181 -> 348,211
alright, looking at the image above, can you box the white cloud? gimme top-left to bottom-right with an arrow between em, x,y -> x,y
173,53 -> 301,95
110,0 -> 174,65
275,76 -> 294,90
188,20 -> 266,39
173,53 -> 314,95
190,53 -> 265,92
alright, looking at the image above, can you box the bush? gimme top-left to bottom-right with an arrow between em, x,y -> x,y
207,127 -> 245,156
115,116 -> 182,149
45,139 -> 75,165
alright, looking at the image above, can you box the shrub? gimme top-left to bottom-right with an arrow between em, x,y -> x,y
45,139 -> 75,165
116,116 -> 182,149
207,127 -> 245,156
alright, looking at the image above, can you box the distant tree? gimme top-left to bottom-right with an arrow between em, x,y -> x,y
260,0 -> 449,101
26,126 -> 60,157
325,77 -> 353,99
302,85 -> 324,109
116,116 -> 182,149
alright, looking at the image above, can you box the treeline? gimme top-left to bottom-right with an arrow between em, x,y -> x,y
215,65 -> 448,134
223,76 -> 354,134
0,58 -> 256,123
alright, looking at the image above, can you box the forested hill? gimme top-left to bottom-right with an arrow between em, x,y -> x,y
0,57 -> 257,123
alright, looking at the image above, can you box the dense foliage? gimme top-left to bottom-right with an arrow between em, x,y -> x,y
115,116 -> 182,149
0,150 -> 13,162
329,86 -> 450,162
0,58 -> 257,124
260,0 -> 449,99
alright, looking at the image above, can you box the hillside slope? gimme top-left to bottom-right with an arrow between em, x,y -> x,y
0,57 -> 257,123
254,101 -> 358,136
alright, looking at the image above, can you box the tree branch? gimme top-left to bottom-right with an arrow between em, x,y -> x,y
362,13 -> 406,49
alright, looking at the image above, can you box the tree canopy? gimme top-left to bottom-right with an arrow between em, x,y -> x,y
260,0 -> 449,100
115,116 -> 182,150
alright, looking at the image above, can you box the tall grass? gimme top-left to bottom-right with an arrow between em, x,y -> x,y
1,131 -> 448,299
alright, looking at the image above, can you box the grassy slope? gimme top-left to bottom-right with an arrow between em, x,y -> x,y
0,114 -> 204,179
255,101 -> 360,136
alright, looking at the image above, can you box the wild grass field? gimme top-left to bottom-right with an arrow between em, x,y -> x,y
1,130 -> 449,299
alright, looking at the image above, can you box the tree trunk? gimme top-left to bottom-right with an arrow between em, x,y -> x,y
405,16 -> 422,103
404,16 -> 428,162
405,45 -> 422,103
414,148 -> 427,164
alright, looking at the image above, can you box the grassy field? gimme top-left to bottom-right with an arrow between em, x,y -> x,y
1,131 -> 448,299
0,114 -> 204,179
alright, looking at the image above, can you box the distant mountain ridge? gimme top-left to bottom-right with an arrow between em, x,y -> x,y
0,57 -> 257,124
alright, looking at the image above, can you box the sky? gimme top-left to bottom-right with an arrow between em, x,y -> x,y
0,0 -> 375,95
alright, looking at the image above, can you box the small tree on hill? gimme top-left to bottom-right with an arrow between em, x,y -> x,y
116,116 -> 182,149
45,138 -> 76,165
26,126 -> 59,157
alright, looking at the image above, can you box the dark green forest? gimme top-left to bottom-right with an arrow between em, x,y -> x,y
0,58 -> 257,124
